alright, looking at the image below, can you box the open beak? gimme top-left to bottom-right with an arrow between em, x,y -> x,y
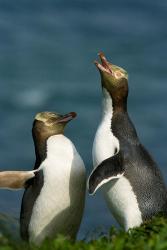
94,52 -> 113,75
57,112 -> 77,123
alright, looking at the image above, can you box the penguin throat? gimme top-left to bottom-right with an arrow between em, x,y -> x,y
102,88 -> 113,119
102,88 -> 127,114
33,135 -> 48,168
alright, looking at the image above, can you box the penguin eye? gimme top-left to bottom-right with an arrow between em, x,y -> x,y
114,71 -> 124,79
47,117 -> 57,125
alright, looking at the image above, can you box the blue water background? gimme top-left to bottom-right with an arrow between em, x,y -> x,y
0,0 -> 167,239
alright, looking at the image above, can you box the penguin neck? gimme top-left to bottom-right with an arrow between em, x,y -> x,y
102,88 -> 127,118
33,133 -> 63,169
102,88 -> 113,124
33,136 -> 47,169
101,88 -> 139,146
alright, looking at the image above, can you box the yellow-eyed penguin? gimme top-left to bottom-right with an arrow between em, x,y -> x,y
20,111 -> 86,244
88,52 -> 167,230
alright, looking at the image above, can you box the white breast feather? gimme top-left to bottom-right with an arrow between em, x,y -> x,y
103,177 -> 142,230
29,135 -> 86,244
92,89 -> 119,167
93,88 -> 142,230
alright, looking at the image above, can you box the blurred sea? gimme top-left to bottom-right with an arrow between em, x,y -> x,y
0,0 -> 167,240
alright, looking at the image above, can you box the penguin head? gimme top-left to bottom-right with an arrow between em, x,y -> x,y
95,52 -> 128,105
32,111 -> 77,138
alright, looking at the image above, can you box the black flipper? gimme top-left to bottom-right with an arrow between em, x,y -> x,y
88,152 -> 124,195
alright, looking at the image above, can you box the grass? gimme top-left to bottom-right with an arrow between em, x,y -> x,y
1,216 -> 167,250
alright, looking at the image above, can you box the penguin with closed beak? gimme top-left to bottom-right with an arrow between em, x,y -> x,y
20,111 -> 86,244
88,52 -> 167,230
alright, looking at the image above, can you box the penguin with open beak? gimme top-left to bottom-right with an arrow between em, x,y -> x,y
88,52 -> 167,230
20,111 -> 86,244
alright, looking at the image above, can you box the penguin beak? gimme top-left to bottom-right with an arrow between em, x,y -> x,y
94,52 -> 113,75
57,112 -> 77,123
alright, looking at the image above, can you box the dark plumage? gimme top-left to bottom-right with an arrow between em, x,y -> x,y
88,53 -> 167,229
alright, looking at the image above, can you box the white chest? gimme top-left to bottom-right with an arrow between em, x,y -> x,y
29,135 -> 86,244
92,117 -> 119,167
103,176 -> 142,230
92,89 -> 119,168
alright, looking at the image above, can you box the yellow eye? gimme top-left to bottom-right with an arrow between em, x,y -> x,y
114,71 -> 124,79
